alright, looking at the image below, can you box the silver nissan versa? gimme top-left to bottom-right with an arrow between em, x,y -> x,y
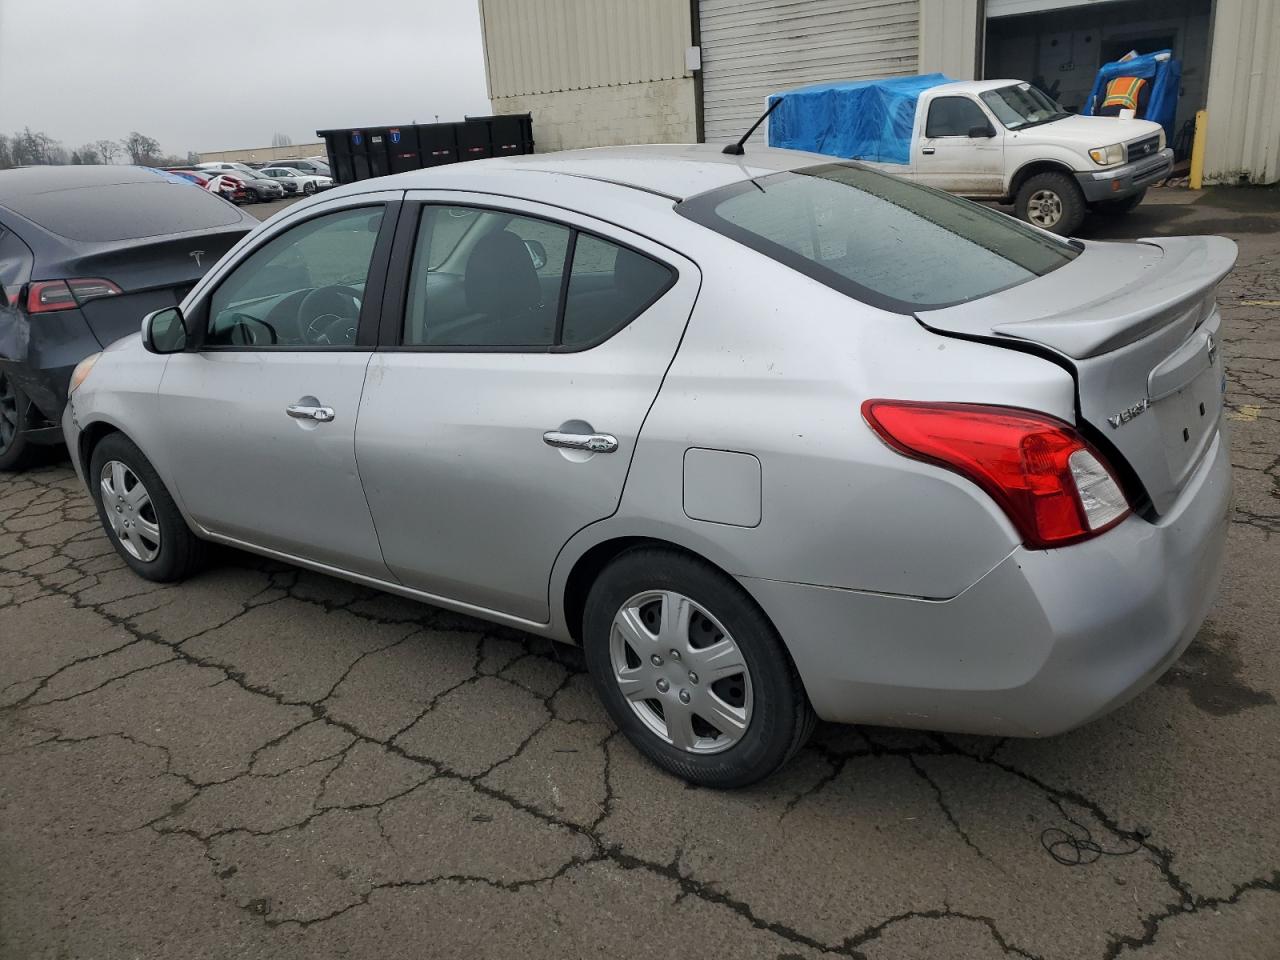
63,145 -> 1235,787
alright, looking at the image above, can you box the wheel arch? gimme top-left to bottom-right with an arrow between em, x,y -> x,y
1008,160 -> 1079,199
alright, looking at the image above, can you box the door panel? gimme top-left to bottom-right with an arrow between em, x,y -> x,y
157,351 -> 389,577
357,194 -> 700,622
916,96 -> 1005,196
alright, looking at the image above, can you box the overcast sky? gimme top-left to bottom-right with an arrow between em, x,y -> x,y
0,0 -> 492,156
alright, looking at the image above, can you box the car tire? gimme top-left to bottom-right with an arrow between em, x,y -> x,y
246,188 -> 261,203
1092,189 -> 1147,216
0,371 -> 35,472
303,181 -> 316,195
583,547 -> 816,788
1015,171 -> 1086,236
89,432 -> 206,583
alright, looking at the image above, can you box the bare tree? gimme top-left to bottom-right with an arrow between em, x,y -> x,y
10,128 -> 63,165
271,132 -> 293,148
0,135 -> 11,170
185,150 -> 200,166
76,144 -> 101,164
122,131 -> 161,165
94,139 -> 121,164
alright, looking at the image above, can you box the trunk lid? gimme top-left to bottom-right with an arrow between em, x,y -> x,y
55,227 -> 249,347
916,236 -> 1237,515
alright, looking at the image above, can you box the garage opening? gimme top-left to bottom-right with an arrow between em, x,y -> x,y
985,0 -> 1213,158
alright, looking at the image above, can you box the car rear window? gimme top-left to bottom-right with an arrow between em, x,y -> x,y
677,162 -> 1078,313
4,181 -> 244,242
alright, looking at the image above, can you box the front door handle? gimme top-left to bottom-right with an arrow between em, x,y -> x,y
543,430 -> 618,453
286,402 -> 336,422
921,146 -> 936,155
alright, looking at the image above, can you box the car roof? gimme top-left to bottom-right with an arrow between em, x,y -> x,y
333,143 -> 833,203
0,164 -> 176,196
934,79 -> 1030,96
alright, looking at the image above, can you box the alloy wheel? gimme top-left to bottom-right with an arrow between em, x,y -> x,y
99,460 -> 161,562
0,372 -> 17,453
609,590 -> 753,754
1027,189 -> 1064,227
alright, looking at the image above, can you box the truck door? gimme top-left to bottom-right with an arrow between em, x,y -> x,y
915,96 -> 1005,197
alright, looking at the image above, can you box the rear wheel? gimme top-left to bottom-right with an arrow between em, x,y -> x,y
1015,171 -> 1086,236
0,371 -> 35,472
303,181 -> 317,195
1093,189 -> 1146,216
583,547 -> 815,788
89,432 -> 206,582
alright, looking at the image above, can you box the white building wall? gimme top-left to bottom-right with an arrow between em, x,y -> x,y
1203,0 -> 1280,184
919,0 -> 980,79
478,0 -> 697,150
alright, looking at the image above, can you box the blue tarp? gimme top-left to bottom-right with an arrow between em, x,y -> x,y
1082,51 -> 1181,141
767,74 -> 952,165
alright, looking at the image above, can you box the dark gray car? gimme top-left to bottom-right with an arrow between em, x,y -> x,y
0,165 -> 256,469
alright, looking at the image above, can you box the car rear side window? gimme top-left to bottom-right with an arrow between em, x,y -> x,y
5,181 -> 243,242
402,205 -> 673,350
677,163 -> 1077,312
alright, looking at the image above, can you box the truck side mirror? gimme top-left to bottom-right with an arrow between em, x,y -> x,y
970,124 -> 997,139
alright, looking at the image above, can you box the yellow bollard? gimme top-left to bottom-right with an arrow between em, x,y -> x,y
1190,109 -> 1207,190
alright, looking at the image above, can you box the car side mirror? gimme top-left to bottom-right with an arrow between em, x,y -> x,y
142,306 -> 189,354
523,239 -> 548,271
970,124 -> 997,139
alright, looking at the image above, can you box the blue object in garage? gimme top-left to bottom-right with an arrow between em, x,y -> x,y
1083,50 -> 1181,142
767,73 -> 953,165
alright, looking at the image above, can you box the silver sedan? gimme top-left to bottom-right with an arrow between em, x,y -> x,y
62,145 -> 1235,787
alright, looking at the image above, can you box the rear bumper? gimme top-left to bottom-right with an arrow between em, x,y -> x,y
741,428 -> 1231,737
1076,147 -> 1174,203
0,306 -> 100,431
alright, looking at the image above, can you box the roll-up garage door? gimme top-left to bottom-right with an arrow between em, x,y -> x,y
699,0 -> 921,142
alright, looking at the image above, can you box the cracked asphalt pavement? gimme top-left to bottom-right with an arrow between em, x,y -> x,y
2,188 -> 1279,959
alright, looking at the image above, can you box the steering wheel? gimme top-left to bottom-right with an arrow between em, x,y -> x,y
226,313 -> 278,346
298,285 -> 362,345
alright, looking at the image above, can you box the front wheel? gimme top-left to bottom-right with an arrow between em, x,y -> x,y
1015,171 -> 1086,236
303,181 -> 316,195
89,432 -> 206,582
1092,189 -> 1146,216
583,547 -> 815,788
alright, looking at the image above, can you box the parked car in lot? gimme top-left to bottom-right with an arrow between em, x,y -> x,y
64,146 -> 1234,787
165,169 -> 249,204
270,157 -> 331,178
258,166 -> 333,195
0,165 -> 256,469
771,76 -> 1174,235
194,162 -> 284,202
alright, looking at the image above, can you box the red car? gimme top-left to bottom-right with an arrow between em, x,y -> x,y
165,169 -> 248,205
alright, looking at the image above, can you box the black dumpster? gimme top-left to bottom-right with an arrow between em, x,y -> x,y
317,114 -> 534,185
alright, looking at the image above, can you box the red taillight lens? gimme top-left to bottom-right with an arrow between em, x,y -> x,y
862,400 -> 1130,549
25,278 -> 122,313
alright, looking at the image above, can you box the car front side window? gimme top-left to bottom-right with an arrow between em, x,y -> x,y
925,97 -> 992,138
206,205 -> 384,348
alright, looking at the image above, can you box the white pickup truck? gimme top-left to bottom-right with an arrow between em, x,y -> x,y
858,79 -> 1174,235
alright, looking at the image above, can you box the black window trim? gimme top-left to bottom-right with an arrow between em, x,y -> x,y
675,163 -> 1077,315
925,96 -> 994,139
378,198 -> 678,355
191,198 -> 402,354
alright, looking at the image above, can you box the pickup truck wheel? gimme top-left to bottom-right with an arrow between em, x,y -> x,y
1092,189 -> 1146,216
1015,172 -> 1085,236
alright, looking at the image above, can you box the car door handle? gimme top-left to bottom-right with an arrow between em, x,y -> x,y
921,147 -> 936,155
543,430 -> 618,453
286,403 -> 336,422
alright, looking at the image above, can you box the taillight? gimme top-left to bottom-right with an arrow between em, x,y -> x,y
25,278 -> 122,313
862,400 -> 1130,549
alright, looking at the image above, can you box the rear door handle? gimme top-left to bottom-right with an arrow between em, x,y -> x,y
921,146 -> 936,155
543,430 -> 618,453
286,402 -> 336,422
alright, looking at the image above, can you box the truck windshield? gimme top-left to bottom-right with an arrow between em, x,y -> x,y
677,163 -> 1077,313
980,84 -> 1070,130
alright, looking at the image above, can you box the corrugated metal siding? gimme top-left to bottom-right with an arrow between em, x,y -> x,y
1204,0 -> 1280,183
918,0 -> 978,79
699,0 -> 920,142
480,0 -> 691,98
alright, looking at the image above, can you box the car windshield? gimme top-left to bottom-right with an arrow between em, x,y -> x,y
980,83 -> 1070,130
677,162 -> 1078,312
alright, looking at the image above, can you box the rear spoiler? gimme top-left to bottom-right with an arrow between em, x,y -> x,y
989,236 -> 1237,360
